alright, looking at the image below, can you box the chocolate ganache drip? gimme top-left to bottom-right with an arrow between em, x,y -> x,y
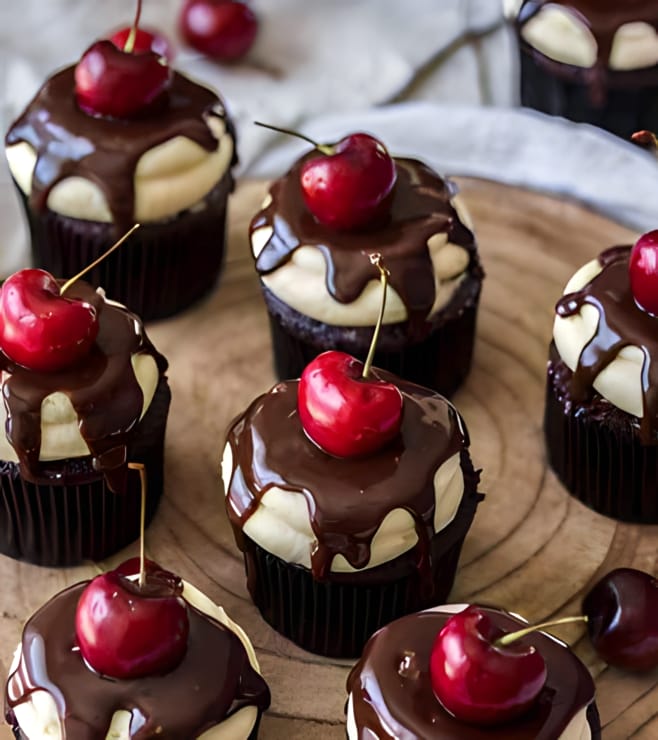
5,66 -> 230,232
346,607 -> 596,740
251,155 -> 478,337
0,280 -> 167,492
225,375 -> 467,581
556,246 -> 658,444
5,580 -> 270,738
517,0 -> 658,104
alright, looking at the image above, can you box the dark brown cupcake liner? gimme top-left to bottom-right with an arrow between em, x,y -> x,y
238,453 -> 482,658
544,353 -> 658,523
0,377 -> 171,567
260,274 -> 482,397
15,174 -> 232,322
519,41 -> 658,139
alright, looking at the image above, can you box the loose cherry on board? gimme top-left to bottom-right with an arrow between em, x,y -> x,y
629,230 -> 658,315
179,0 -> 258,62
0,269 -> 98,372
429,606 -> 548,725
583,567 -> 658,672
109,26 -> 174,61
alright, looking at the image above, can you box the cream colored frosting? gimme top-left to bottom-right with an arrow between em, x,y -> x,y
5,114 -> 233,223
221,443 -> 464,573
506,1 -> 658,71
0,294 -> 160,463
553,258 -> 644,418
345,603 -> 592,740
251,195 -> 473,327
8,579 -> 262,740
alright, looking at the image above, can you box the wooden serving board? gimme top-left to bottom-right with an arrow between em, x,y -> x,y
0,178 -> 657,739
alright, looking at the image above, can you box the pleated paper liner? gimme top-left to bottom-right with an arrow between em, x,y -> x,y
16,176 -> 232,323
545,356 -> 658,523
0,379 -> 171,567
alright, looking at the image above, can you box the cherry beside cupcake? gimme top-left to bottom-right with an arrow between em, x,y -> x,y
0,258 -> 170,566
545,230 -> 658,522
249,126 -> 483,397
4,1 -> 236,321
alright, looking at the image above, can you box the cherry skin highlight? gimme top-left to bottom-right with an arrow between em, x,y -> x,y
297,350 -> 403,458
75,39 -> 171,118
583,567 -> 658,672
179,0 -> 258,62
75,566 -> 189,679
0,269 -> 98,372
430,606 -> 547,725
109,26 -> 174,61
629,230 -> 658,315
300,133 -> 397,231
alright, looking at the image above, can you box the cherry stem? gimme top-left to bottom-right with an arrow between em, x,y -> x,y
127,462 -> 147,589
59,224 -> 140,296
254,121 -> 333,155
494,615 -> 588,648
362,253 -> 389,379
124,0 -> 143,53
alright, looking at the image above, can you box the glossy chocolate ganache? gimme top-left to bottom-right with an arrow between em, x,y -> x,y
0,280 -> 167,493
346,606 -> 597,740
251,156 -> 479,338
225,374 -> 472,581
5,66 -> 234,232
556,246 -> 658,444
5,574 -> 270,738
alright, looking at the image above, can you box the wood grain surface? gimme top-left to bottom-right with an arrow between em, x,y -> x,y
1,178 -> 657,739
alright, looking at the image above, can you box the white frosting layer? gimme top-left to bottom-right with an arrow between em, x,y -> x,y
553,258 -> 644,418
221,443 -> 465,573
251,195 -> 473,327
8,579 -> 262,740
345,603 -> 592,740
5,115 -> 233,223
507,2 -> 658,71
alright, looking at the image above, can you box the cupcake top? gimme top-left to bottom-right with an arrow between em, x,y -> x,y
5,64 -> 235,231
250,153 -> 480,335
505,0 -> 658,72
346,604 -> 597,740
222,372 -> 479,582
5,568 -> 270,739
553,245 -> 658,443
0,277 -> 166,492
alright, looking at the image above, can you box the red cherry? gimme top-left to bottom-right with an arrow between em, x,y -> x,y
179,0 -> 258,62
430,606 -> 547,725
109,26 -> 174,61
583,567 -> 658,672
114,556 -> 161,577
300,133 -> 397,231
75,568 -> 189,679
629,230 -> 658,315
297,350 -> 403,458
0,269 -> 98,372
75,39 -> 171,119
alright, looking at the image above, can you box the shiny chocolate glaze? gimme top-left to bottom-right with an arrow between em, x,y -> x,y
225,375 -> 468,581
555,246 -> 658,444
5,578 -> 270,739
517,1 -> 658,104
5,66 -> 233,232
251,155 -> 479,339
0,280 -> 167,493
346,606 -> 596,740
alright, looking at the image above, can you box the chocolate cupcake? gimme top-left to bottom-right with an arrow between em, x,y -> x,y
5,44 -> 236,322
250,148 -> 483,397
545,239 -> 658,522
346,604 -> 600,739
5,562 -> 270,738
506,0 -> 658,139
0,273 -> 170,566
222,367 -> 482,658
